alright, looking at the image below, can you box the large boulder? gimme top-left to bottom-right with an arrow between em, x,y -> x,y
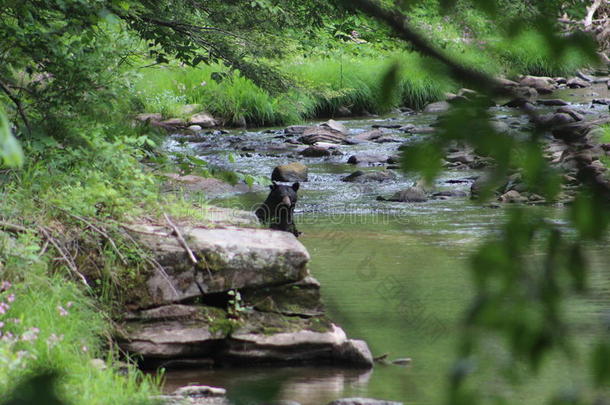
127,225 -> 311,307
352,129 -> 384,142
272,162 -> 309,182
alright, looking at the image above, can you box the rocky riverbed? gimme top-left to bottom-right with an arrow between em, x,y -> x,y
121,72 -> 610,405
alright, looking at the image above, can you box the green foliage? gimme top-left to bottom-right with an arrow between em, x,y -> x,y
0,107 -> 22,168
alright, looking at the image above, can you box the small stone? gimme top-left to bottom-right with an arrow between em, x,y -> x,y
300,146 -> 332,157
327,398 -> 403,405
423,101 -> 451,113
391,357 -> 412,365
173,385 -> 226,398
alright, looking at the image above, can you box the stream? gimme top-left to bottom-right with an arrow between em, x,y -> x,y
161,85 -> 610,404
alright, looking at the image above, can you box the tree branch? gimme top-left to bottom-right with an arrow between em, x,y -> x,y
0,79 -> 32,135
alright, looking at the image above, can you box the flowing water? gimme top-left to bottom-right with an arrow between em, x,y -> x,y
162,87 -> 610,404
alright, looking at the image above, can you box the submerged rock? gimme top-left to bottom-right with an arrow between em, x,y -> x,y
342,170 -> 396,183
272,162 -> 309,182
347,153 -> 389,165
385,187 -> 427,202
300,146 -> 333,157
327,399 -> 403,405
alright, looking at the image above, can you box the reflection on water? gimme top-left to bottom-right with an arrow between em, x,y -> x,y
162,366 -> 373,404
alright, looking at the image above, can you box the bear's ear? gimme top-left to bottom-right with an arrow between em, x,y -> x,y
292,182 -> 300,191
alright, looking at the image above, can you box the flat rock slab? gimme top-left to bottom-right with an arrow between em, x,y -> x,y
129,225 -> 310,306
121,319 -> 226,358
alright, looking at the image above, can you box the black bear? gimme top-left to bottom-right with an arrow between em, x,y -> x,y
255,182 -> 301,237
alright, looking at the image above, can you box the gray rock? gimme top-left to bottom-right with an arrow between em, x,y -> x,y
320,119 -> 348,134
299,128 -> 348,145
342,171 -> 396,183
173,385 -> 226,397
386,187 -> 427,202
592,98 -> 610,105
128,225 -> 310,306
190,113 -> 217,128
272,162 -> 309,182
121,319 -> 227,358
567,77 -> 591,88
537,99 -> 569,106
327,398 -> 403,405
514,86 -> 539,100
188,125 -> 203,131
284,126 -> 310,136
519,76 -> 555,94
227,323 -> 373,368
352,129 -> 384,142
423,101 -> 450,113
136,113 -> 163,123
241,276 -> 324,317
333,339 -> 374,368
126,305 -> 201,321
347,154 -> 389,165
556,107 -> 584,122
499,190 -> 527,203
299,146 -> 332,157
391,358 -> 412,365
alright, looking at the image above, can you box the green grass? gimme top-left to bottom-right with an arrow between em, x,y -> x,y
133,51 -> 456,127
493,30 -> 594,77
0,269 -> 159,404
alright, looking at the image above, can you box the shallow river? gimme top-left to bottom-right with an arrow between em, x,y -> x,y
162,87 -> 610,404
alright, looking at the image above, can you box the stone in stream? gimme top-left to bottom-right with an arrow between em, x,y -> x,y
384,187 -> 427,203
342,170 -> 396,183
352,129 -> 384,142
226,320 -> 373,368
567,77 -> 591,88
320,119 -> 348,134
537,99 -> 569,106
423,101 -> 451,113
327,399 -> 403,405
372,124 -> 403,129
498,190 -> 528,203
519,75 -> 555,94
556,107 -> 584,122
189,112 -> 218,127
373,135 -> 402,143
300,145 -> 333,157
347,153 -> 390,165
299,128 -> 349,145
539,112 -> 576,127
592,98 -> 610,105
272,162 -> 308,182
173,385 -> 226,397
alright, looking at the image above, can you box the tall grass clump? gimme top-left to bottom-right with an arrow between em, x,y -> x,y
285,52 -> 454,114
133,64 -> 308,127
494,30 -> 592,77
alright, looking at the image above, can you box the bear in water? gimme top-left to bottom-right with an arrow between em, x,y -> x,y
255,182 -> 301,237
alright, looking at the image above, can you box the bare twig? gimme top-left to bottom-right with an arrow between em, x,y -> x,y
163,213 -> 198,265
117,225 -> 180,298
38,226 -> 89,287
58,210 -> 128,266
0,221 -> 30,234
0,79 -> 31,135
